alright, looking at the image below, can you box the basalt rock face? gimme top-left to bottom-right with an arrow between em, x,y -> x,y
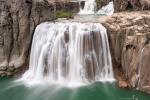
97,0 -> 150,12
0,0 -> 79,76
114,0 -> 150,11
0,0 -> 32,76
102,11 -> 150,93
0,0 -> 150,94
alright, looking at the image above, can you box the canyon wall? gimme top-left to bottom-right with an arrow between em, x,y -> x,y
102,11 -> 150,93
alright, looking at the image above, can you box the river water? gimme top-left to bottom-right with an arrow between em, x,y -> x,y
0,77 -> 150,100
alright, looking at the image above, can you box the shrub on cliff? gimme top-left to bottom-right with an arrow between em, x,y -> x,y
55,10 -> 73,18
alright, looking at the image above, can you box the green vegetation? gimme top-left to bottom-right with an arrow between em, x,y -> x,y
95,0 -> 102,3
55,10 -> 73,18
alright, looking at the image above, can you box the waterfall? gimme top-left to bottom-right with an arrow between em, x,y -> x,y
78,0 -> 96,15
96,2 -> 114,16
78,0 -> 114,16
21,22 -> 114,86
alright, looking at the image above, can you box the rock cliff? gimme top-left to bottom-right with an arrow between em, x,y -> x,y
102,11 -> 150,93
96,0 -> 150,11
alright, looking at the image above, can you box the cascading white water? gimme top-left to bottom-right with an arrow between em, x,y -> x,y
78,0 -> 96,14
21,22 -> 114,86
96,2 -> 114,16
78,0 -> 114,16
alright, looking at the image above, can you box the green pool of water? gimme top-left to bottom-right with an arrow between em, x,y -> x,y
0,77 -> 150,100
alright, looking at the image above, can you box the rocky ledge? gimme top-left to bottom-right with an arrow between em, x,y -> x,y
102,11 -> 150,94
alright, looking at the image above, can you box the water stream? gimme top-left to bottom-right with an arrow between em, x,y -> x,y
78,0 -> 96,14
78,0 -> 114,15
20,22 -> 114,86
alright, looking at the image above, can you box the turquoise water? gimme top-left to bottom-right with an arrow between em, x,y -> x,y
0,77 -> 150,100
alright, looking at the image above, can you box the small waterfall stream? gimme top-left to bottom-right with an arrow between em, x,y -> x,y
78,0 -> 96,14
78,0 -> 114,15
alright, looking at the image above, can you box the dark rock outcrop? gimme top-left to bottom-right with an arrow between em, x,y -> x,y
114,0 -> 150,11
